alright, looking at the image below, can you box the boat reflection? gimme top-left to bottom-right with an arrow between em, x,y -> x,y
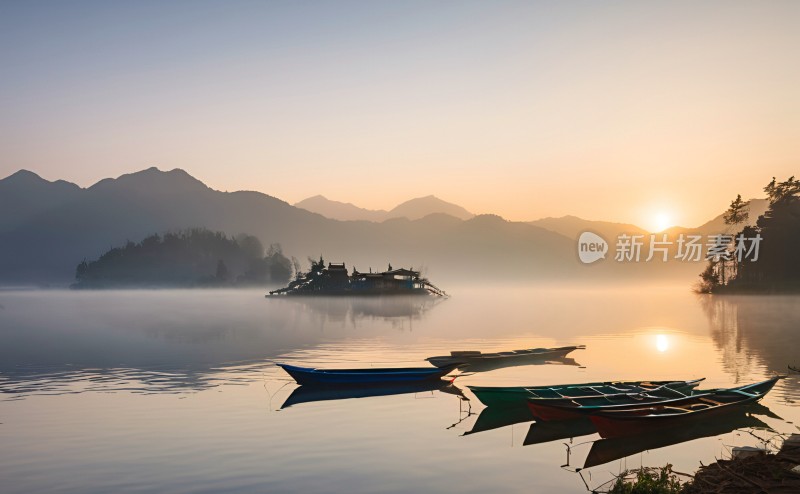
280,380 -> 460,409
582,403 -> 777,468
463,405 -> 535,435
452,356 -> 580,374
523,418 -> 597,446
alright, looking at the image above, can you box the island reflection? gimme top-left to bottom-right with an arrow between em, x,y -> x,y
0,291 -> 444,397
701,294 -> 800,398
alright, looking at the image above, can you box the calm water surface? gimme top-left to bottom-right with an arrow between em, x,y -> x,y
1,285 -> 798,493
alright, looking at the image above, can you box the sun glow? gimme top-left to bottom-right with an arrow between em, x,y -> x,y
652,212 -> 672,232
655,334 -> 670,353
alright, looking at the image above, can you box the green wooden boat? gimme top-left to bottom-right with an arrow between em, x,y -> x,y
468,378 -> 704,409
528,376 -> 781,421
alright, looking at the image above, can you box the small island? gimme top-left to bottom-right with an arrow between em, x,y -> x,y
697,176 -> 800,294
268,257 -> 447,296
72,228 -> 293,289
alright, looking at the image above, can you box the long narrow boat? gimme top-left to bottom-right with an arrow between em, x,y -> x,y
277,363 -> 460,386
528,376 -> 781,421
468,378 -> 704,409
589,379 -> 781,438
426,345 -> 584,369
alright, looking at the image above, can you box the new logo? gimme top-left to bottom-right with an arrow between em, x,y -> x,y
578,232 -> 608,264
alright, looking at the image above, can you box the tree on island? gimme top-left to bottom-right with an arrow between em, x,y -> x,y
697,176 -> 800,293
723,194 -> 751,282
215,259 -> 229,282
73,228 -> 293,288
697,194 -> 749,292
722,194 -> 750,225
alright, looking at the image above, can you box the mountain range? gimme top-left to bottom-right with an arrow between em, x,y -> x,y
294,195 -> 475,222
297,194 -> 768,241
0,168 -> 573,284
0,167 -> 759,285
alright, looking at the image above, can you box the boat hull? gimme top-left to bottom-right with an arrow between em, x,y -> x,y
588,381 -> 778,438
528,376 -> 781,422
469,379 -> 704,409
528,402 -> 586,421
426,346 -> 583,369
277,363 -> 458,386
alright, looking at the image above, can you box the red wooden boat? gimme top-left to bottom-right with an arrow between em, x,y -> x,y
588,378 -> 781,438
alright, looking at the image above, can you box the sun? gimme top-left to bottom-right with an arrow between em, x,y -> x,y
655,334 -> 670,352
652,212 -> 672,232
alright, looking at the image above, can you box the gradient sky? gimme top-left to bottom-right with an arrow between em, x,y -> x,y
1,1 -> 798,229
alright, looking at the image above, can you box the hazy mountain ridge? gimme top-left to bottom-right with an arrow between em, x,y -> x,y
531,198 -> 770,244
0,167 -> 754,286
387,196 -> 474,221
529,215 -> 647,242
0,170 -> 83,232
0,168 -> 576,284
295,194 -> 474,222
664,198 -> 770,237
294,195 -> 387,222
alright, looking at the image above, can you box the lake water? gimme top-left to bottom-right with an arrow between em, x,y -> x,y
1,285 -> 798,493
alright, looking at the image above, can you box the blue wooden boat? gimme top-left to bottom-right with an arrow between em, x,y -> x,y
277,363 -> 460,386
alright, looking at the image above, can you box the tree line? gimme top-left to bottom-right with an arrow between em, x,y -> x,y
73,228 -> 293,288
698,176 -> 800,293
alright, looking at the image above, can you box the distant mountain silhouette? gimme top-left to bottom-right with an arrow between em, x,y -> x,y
529,200 -> 769,242
528,215 -> 647,242
294,195 -> 387,221
524,209 -> 778,282
295,194 -> 473,221
0,167 -> 757,286
0,168 -> 574,284
664,198 -> 769,237
386,195 -> 474,221
0,170 -> 82,231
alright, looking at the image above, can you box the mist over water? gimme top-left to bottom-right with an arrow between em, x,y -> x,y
1,285 -> 798,493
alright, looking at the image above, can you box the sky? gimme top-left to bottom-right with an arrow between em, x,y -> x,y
1,1 -> 798,230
